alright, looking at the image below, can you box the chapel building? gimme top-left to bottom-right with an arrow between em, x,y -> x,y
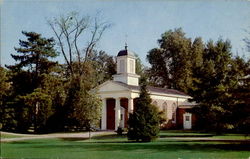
97,46 -> 196,130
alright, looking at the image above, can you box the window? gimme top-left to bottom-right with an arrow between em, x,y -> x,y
130,59 -> 134,73
152,101 -> 158,106
162,102 -> 168,113
185,116 -> 190,121
120,59 -> 125,73
172,103 -> 177,123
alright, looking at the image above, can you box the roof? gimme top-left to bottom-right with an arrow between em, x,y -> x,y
113,81 -> 189,97
178,101 -> 197,106
117,49 -> 135,57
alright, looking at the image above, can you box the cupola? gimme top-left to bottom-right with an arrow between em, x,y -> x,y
113,45 -> 140,86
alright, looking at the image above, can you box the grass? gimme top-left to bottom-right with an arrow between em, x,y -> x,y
159,130 -> 214,138
1,131 -> 250,159
160,130 -> 250,140
212,134 -> 250,140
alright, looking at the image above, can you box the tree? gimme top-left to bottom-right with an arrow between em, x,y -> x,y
0,67 -> 16,131
191,39 -> 239,132
7,31 -> 58,80
0,67 -> 10,109
134,53 -> 145,77
229,58 -> 250,133
188,37 -> 205,95
63,62 -> 102,130
48,12 -> 111,76
127,78 -> 161,142
20,88 -> 52,133
88,50 -> 116,85
48,12 -> 110,131
243,28 -> 250,53
5,31 -> 59,133
147,28 -> 193,93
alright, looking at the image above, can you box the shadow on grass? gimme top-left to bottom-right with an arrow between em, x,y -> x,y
11,138 -> 250,152
159,134 -> 214,138
30,142 -> 250,152
91,134 -> 126,140
59,137 -> 90,141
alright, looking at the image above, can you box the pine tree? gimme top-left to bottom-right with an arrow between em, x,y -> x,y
127,78 -> 161,142
7,31 -> 57,72
5,31 -> 59,133
191,39 -> 238,132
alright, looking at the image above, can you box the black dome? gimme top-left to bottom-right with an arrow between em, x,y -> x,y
117,49 -> 135,57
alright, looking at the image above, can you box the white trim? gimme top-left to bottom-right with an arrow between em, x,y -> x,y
101,99 -> 107,130
128,98 -> 134,113
96,81 -> 190,99
130,90 -> 191,99
115,98 -> 121,130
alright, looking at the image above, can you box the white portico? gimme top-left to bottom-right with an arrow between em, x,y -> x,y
97,46 -> 195,130
97,46 -> 140,130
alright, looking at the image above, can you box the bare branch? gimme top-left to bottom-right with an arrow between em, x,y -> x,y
47,12 -> 110,76
84,17 -> 111,62
48,20 -> 70,68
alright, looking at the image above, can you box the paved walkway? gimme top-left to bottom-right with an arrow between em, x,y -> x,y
1,131 -> 115,143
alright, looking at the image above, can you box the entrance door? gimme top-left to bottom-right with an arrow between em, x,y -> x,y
106,99 -> 115,130
183,113 -> 192,129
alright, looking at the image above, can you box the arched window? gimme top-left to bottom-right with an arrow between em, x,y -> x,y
162,102 -> 168,120
172,103 -> 177,123
162,102 -> 168,113
152,101 -> 158,107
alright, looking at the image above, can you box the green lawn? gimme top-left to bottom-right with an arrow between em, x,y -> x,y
159,130 -> 214,138
1,131 -> 250,159
160,130 -> 250,140
212,134 -> 250,140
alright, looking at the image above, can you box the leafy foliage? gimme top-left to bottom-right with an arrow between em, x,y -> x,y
0,67 -> 16,131
147,28 -> 249,133
147,28 -> 194,93
63,62 -> 102,130
191,39 -> 238,132
6,31 -> 57,74
88,50 -> 116,86
3,31 -> 60,133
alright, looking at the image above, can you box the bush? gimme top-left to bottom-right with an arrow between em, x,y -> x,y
117,127 -> 124,135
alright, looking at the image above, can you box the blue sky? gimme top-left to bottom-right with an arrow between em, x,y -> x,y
1,0 -> 250,66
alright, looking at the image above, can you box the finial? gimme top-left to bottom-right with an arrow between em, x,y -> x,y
125,34 -> 128,50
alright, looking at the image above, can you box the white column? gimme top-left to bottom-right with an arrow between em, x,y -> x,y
128,98 -> 134,113
101,99 -> 107,130
115,98 -> 121,130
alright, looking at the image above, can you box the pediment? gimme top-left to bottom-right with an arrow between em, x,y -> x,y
97,81 -> 130,93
